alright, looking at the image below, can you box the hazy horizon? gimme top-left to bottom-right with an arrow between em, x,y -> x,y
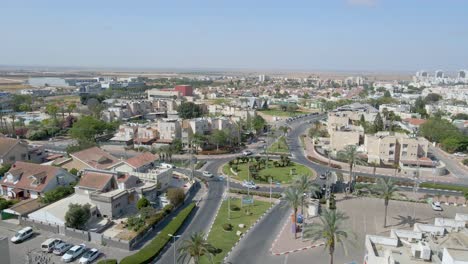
1,0 -> 468,72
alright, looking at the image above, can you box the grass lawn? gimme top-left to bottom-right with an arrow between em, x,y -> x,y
267,136 -> 289,153
258,109 -> 305,117
201,198 -> 271,264
223,160 -> 314,184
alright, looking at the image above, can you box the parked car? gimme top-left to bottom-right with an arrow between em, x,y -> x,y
242,150 -> 253,156
319,174 -> 327,180
53,242 -> 73,256
79,248 -> 100,264
41,238 -> 63,253
202,171 -> 214,178
62,244 -> 86,262
160,163 -> 175,169
454,152 -> 467,157
10,226 -> 33,243
242,180 -> 259,189
431,201 -> 443,211
158,195 -> 170,208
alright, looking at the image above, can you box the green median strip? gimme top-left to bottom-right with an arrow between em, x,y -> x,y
120,203 -> 196,264
419,182 -> 468,193
200,198 -> 271,264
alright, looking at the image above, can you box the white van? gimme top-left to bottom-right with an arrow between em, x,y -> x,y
160,163 -> 175,169
41,238 -> 62,252
11,226 -> 33,243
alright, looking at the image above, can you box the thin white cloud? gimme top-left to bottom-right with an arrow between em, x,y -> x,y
347,0 -> 377,7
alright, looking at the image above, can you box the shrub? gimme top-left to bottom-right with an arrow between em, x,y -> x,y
463,159 -> 468,166
65,203 -> 91,230
40,185 -> 75,204
0,164 -> 11,178
166,188 -> 185,206
163,204 -> 174,214
137,197 -> 150,210
230,205 -> 240,211
419,182 -> 468,193
0,198 -> 17,210
229,188 -> 282,199
222,223 -> 233,231
69,168 -> 79,176
120,203 -> 196,264
127,216 -> 145,232
97,260 -> 117,264
195,161 -> 207,170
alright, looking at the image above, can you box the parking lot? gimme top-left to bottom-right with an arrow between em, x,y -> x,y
0,221 -> 129,264
281,196 -> 468,264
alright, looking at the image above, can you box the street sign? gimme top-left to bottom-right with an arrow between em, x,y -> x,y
242,195 -> 254,205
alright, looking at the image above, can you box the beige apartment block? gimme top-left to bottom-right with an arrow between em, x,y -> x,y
330,130 -> 361,151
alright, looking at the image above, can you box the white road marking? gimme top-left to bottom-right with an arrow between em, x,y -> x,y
283,254 -> 289,264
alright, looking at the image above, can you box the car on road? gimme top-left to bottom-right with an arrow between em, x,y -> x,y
242,150 -> 253,156
431,201 -> 443,211
242,180 -> 259,189
10,226 -> 33,243
53,242 -> 73,256
79,248 -> 100,264
454,152 -> 467,157
41,238 -> 63,253
62,244 -> 86,262
202,171 -> 214,178
319,174 -> 327,180
160,163 -> 175,169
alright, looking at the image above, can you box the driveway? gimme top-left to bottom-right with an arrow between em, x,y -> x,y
429,146 -> 468,184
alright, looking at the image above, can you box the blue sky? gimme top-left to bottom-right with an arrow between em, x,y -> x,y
1,0 -> 467,71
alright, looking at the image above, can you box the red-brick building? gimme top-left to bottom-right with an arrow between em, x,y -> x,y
174,85 -> 193,96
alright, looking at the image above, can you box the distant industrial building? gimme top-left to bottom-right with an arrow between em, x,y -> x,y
174,85 -> 193,96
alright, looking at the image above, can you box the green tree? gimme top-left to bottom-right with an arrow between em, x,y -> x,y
383,90 -> 391,98
337,145 -> 366,190
177,102 -> 203,119
177,232 -> 216,264
419,117 -> 462,143
283,187 -> 301,239
252,115 -> 266,135
424,93 -> 442,103
65,203 -> 91,230
303,209 -> 354,264
373,113 -> 384,132
69,115 -> 117,143
0,164 -> 11,178
210,130 -> 227,150
293,174 -> 320,215
167,188 -> 185,206
372,178 -> 399,227
67,103 -> 77,116
46,103 -> 59,120
41,186 -> 75,204
137,197 -> 150,210
412,96 -> 428,117
69,168 -> 79,176
452,113 -> 468,120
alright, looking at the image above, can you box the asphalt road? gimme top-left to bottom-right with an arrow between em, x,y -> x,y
156,159 -> 228,264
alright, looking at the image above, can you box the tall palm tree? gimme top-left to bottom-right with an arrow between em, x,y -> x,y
337,145 -> 366,190
283,187 -> 301,239
303,209 -> 354,264
293,174 -> 320,215
372,177 -> 399,227
178,232 -> 216,264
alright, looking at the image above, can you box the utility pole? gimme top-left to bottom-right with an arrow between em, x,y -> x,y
168,234 -> 181,264
227,172 -> 231,220
269,177 -> 272,204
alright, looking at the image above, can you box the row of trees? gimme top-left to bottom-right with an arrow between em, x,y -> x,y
419,116 -> 468,153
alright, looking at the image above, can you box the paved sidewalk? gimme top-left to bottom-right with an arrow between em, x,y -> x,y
270,209 -> 324,255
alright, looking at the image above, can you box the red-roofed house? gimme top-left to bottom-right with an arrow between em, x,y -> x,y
113,152 -> 157,173
402,118 -> 427,132
64,147 -> 124,171
1,161 -> 77,199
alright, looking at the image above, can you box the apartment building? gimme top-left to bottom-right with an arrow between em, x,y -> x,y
158,119 -> 181,141
364,132 -> 428,165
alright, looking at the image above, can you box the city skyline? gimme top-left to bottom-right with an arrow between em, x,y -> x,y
1,0 -> 468,71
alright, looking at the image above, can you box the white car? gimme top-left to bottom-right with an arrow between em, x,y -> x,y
202,171 -> 214,178
62,244 -> 86,263
79,248 -> 100,264
160,163 -> 175,169
242,181 -> 258,189
454,152 -> 467,157
10,226 -> 33,243
431,201 -> 443,211
242,150 -> 253,156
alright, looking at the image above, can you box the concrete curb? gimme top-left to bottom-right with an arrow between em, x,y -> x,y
222,200 -> 280,263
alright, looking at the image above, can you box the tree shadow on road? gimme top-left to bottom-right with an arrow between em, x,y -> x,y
390,215 -> 428,228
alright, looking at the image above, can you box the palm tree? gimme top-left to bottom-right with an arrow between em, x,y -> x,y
283,187 -> 301,239
177,232 -> 216,264
303,209 -> 354,264
372,177 -> 399,227
337,145 -> 366,190
370,161 -> 379,178
279,126 -> 289,136
293,174 -> 320,215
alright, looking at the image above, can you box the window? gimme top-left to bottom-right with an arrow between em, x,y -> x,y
21,154 -> 27,159
389,143 -> 395,148
9,156 -> 15,161
389,151 -> 394,155
403,144 -> 408,149
114,203 -> 121,208
402,151 -> 407,157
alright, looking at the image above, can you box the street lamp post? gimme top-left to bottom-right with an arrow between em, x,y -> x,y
168,234 -> 181,264
269,177 -> 272,204
227,171 -> 231,220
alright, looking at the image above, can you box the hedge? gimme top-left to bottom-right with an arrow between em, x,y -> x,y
120,203 -> 196,264
97,260 -> 117,264
419,182 -> 468,193
229,188 -> 282,199
195,161 -> 207,170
